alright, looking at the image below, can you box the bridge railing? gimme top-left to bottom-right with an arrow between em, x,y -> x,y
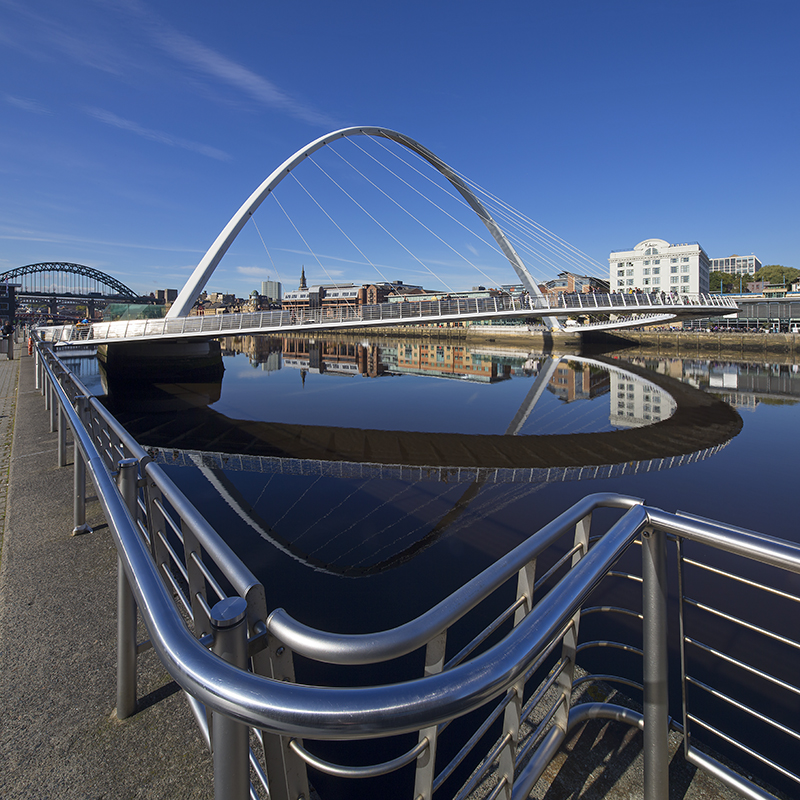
34,292 -> 740,344
32,336 -> 797,800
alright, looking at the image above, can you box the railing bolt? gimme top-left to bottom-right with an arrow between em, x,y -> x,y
276,646 -> 285,656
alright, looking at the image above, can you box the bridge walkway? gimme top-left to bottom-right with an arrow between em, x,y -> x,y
37,293 -> 739,346
0,349 -> 741,799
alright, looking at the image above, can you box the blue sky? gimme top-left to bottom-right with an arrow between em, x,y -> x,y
1,0 -> 797,297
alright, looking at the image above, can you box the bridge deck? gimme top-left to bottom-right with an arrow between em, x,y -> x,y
36,293 -> 739,345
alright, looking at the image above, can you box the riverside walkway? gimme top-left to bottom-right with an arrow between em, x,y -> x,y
0,347 -> 212,799
0,347 -> 744,799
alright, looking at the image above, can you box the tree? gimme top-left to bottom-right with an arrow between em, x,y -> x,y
710,271 -> 752,293
755,264 -> 800,285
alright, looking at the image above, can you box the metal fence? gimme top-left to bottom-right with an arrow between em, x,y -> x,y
34,292 -> 740,345
33,336 -> 799,800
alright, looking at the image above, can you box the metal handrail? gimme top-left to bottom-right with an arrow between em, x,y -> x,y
264,492 -> 640,665
32,337 -> 800,800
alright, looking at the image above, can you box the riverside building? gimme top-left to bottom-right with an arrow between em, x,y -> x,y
709,254 -> 762,276
282,268 -> 424,313
609,238 -> 710,294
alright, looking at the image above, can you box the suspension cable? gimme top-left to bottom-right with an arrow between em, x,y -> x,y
270,194 -> 355,309
331,143 -> 499,290
346,137 -> 505,289
289,165 -> 394,291
305,150 -> 455,292
251,214 -> 283,287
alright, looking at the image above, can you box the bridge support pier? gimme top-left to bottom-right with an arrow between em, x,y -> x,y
98,340 -> 224,385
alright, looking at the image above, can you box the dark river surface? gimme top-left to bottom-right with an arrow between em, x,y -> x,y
76,335 -> 800,798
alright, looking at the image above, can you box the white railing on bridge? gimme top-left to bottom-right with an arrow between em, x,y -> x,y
35,292 -> 740,345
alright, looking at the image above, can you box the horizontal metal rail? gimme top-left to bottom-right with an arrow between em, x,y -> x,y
265,492 -> 639,666
33,337 -> 800,800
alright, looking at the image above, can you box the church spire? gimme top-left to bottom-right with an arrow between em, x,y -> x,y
299,266 -> 307,290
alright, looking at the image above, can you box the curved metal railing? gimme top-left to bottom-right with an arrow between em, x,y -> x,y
34,292 -> 740,345
32,336 -> 800,800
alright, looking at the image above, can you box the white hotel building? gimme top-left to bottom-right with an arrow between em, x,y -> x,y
608,239 -> 710,295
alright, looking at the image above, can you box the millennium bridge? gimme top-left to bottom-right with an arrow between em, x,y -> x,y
34,126 -> 737,346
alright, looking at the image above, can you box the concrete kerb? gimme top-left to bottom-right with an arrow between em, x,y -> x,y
0,349 -> 212,799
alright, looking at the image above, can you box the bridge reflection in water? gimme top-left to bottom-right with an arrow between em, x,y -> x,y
98,339 -> 742,580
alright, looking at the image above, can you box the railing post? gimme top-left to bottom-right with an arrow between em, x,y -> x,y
499,558 -> 538,798
554,513 -> 590,738
210,596 -> 250,800
34,345 -> 40,390
48,380 -> 57,433
414,632 -> 447,800
116,458 -> 140,720
72,397 -> 93,535
642,527 -> 669,800
57,400 -> 67,467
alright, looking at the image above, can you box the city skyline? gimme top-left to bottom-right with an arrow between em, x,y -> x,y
1,1 -> 797,298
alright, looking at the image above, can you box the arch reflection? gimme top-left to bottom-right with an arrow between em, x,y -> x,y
102,344 -> 743,577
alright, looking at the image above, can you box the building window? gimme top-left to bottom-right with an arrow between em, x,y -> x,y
671,258 -> 678,263
681,275 -> 690,283
644,260 -> 650,266
671,265 -> 678,274
617,270 -> 625,277
670,276 -> 679,284
681,265 -> 690,273
653,267 -> 660,275
626,279 -> 634,286
626,269 -> 634,276
682,257 -> 689,263
652,277 -> 660,285
644,278 -> 650,285
653,259 -> 661,265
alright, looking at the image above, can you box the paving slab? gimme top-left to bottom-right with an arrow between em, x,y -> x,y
0,349 -> 213,800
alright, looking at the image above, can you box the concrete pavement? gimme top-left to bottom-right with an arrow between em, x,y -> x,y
0,348 -> 212,799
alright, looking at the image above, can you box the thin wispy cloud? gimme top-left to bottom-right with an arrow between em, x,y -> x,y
237,266 -> 271,277
4,94 -> 51,115
0,224 -> 204,253
2,0 -> 336,128
83,107 -> 231,161
0,0 -> 132,75
151,28 -> 336,127
108,0 -> 337,127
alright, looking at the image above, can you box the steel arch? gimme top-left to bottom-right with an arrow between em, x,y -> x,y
0,262 -> 137,297
168,126 -> 546,319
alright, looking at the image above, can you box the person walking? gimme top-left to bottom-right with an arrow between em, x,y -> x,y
1,319 -> 14,360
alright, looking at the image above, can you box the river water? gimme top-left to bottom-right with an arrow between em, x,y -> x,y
79,334 -> 800,798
